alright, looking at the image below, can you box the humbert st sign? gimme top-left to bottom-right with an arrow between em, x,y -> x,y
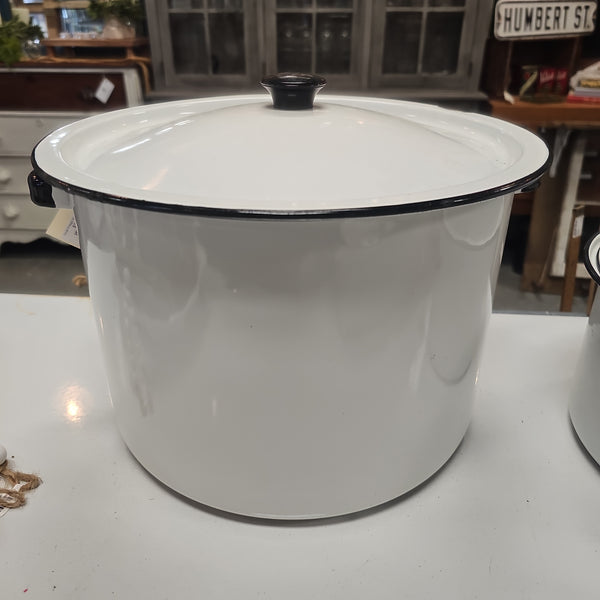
495,0 -> 597,39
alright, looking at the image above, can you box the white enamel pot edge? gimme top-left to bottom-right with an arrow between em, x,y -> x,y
29,93 -> 551,217
570,233 -> 600,466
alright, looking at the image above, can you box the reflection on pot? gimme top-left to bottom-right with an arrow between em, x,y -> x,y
428,195 -> 512,383
77,201 -> 208,419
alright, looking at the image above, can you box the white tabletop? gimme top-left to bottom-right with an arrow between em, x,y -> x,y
2,294 -> 600,599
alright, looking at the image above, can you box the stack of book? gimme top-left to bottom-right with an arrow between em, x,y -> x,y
567,79 -> 600,104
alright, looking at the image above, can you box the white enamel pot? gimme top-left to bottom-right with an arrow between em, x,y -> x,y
29,75 -> 550,519
570,233 -> 600,464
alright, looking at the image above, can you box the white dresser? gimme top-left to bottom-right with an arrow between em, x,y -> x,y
0,67 -> 143,246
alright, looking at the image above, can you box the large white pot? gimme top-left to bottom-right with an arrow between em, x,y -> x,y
29,75 -> 549,519
570,233 -> 600,464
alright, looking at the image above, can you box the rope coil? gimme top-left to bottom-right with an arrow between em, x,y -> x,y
0,459 -> 42,509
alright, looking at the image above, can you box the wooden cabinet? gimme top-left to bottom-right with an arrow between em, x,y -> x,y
0,68 -> 141,111
481,37 -> 582,99
0,67 -> 142,247
0,112 -> 79,246
482,20 -> 600,296
145,0 -> 494,95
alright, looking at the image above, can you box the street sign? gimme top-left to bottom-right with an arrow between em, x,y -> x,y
495,0 -> 597,39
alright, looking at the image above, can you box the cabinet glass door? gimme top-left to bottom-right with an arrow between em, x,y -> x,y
265,0 -> 362,86
154,0 -> 259,86
145,0 -> 490,93
370,0 -> 478,89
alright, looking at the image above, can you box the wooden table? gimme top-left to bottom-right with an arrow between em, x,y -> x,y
3,294 -> 600,599
489,98 -> 600,130
489,99 -> 600,296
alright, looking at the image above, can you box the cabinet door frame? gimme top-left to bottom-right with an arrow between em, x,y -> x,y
368,0 -> 492,91
146,0 -> 262,89
260,0 -> 367,88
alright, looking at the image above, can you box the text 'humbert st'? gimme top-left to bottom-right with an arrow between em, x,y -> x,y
495,0 -> 597,39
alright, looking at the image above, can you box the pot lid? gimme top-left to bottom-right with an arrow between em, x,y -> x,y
32,74 -> 550,218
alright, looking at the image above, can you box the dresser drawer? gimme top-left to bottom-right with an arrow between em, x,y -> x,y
0,70 -> 132,112
0,114 -> 82,155
0,194 -> 56,230
0,156 -> 34,194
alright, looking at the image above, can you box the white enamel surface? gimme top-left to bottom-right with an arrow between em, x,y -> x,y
34,95 -> 548,212
30,92 -> 548,517
569,233 -> 600,464
74,193 -> 512,518
5,295 -> 600,598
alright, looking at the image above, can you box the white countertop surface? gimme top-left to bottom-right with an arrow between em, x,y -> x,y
2,294 -> 600,599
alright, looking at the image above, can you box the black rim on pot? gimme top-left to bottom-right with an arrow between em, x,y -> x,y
29,73 -> 552,221
28,159 -> 551,221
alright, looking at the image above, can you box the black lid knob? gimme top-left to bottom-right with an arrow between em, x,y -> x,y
261,73 -> 327,110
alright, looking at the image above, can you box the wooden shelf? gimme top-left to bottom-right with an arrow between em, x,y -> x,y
42,37 -> 149,59
42,37 -> 148,49
488,101 -> 600,295
489,98 -> 600,129
42,0 -> 89,7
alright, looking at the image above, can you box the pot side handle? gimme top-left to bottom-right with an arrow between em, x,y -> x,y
584,232 -> 600,287
28,171 -> 56,208
519,180 -> 542,193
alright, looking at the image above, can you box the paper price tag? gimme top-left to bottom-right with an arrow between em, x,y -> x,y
0,482 -> 24,519
46,209 -> 80,249
573,214 -> 584,239
95,77 -> 115,104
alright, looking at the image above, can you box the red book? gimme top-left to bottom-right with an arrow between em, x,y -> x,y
565,93 -> 600,104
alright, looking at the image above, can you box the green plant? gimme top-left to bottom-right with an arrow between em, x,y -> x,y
0,16 -> 44,67
87,0 -> 145,23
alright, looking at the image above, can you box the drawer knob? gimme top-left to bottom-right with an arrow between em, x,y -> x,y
3,203 -> 20,220
0,167 -> 11,184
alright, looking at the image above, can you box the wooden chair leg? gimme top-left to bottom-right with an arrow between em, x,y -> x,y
587,281 -> 597,316
560,204 -> 585,312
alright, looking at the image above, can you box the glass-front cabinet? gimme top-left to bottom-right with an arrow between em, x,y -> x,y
150,0 -> 261,87
144,0 -> 493,93
264,0 -> 364,87
371,0 -> 480,89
